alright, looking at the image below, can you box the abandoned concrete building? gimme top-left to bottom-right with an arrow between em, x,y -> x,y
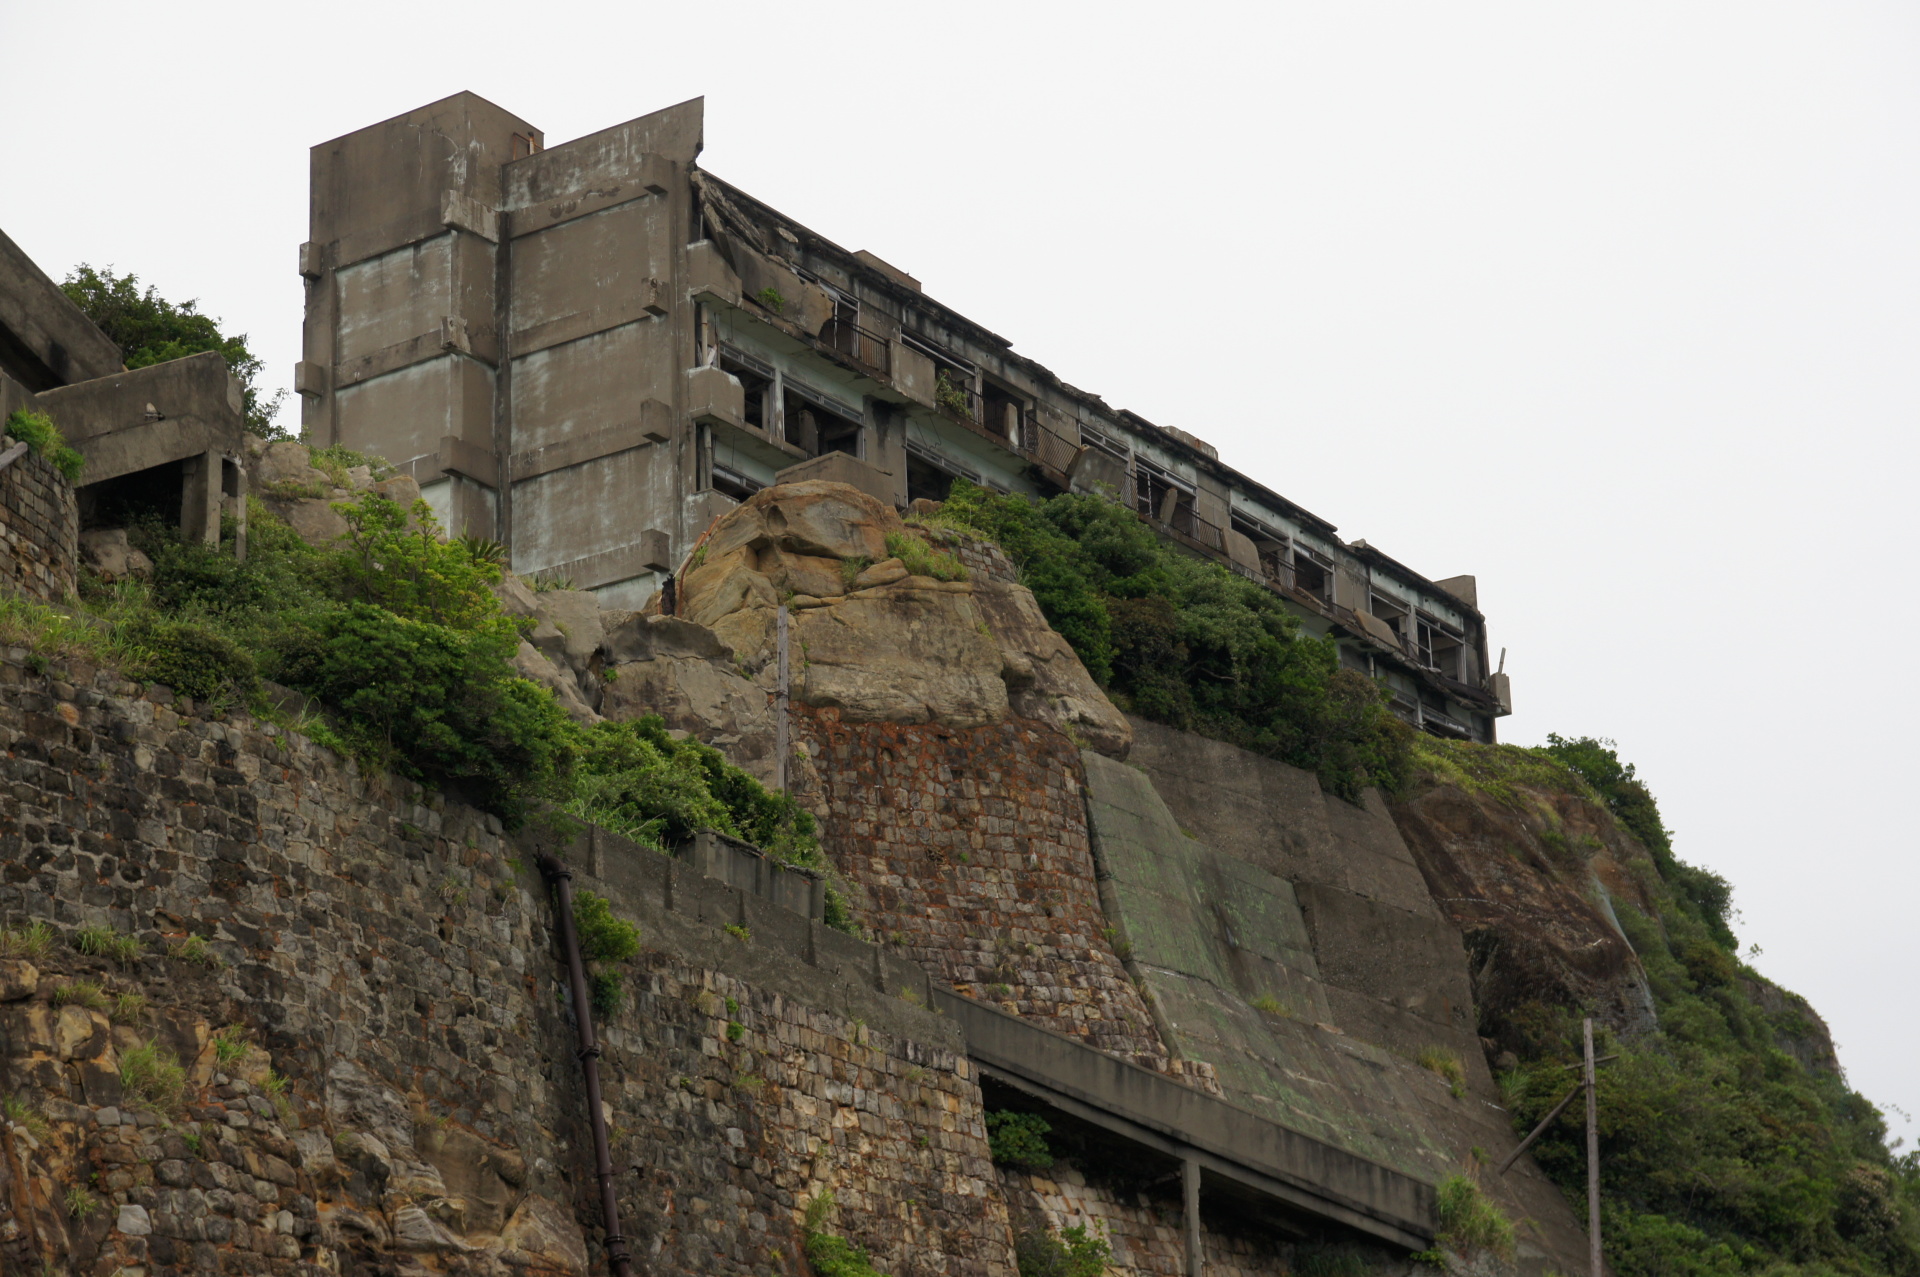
0,228 -> 251,553
299,92 -> 1510,741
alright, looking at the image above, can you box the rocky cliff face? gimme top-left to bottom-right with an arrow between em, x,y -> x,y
11,469 -> 1862,1276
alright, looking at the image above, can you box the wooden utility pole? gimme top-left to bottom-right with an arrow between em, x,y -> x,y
1585,1016 -> 1601,1277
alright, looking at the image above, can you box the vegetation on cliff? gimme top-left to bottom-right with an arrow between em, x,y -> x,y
930,481 -> 1411,799
1416,736 -> 1920,1276
19,493 -> 830,904
4,408 -> 85,483
60,265 -> 287,438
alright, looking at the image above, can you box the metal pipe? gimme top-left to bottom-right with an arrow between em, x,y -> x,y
538,853 -> 634,1277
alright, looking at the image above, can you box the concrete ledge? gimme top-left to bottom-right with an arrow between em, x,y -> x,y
775,452 -> 898,508
514,816 -> 947,1048
523,531 -> 671,591
934,988 -> 1435,1249
508,406 -> 670,481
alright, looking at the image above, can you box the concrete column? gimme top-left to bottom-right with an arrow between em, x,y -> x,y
223,456 -> 249,563
180,449 -> 221,545
1183,1158 -> 1204,1275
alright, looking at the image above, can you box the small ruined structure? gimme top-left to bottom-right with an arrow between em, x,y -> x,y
298,93 -> 1510,742
0,229 -> 250,554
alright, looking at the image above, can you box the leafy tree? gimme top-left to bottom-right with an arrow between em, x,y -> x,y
60,265 -> 286,438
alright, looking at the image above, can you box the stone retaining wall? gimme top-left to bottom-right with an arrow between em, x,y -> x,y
794,706 -> 1169,1067
0,441 -> 77,603
0,652 -> 1018,1275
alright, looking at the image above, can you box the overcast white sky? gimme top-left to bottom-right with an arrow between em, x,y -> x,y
9,1 -> 1917,1145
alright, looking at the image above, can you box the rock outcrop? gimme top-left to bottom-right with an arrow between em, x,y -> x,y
658,481 -> 1131,757
1389,760 -> 1664,1054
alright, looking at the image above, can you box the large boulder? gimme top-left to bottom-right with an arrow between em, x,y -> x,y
663,481 -> 1130,751
78,528 -> 152,583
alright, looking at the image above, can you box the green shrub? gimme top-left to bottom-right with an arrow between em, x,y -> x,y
590,971 -> 625,1018
573,892 -> 640,963
883,530 -> 968,582
3,1095 -> 50,1141
803,1190 -> 882,1277
1015,1223 -> 1111,1276
4,409 -> 83,483
308,443 -> 393,484
934,482 -> 1411,799
572,892 -> 639,1019
1434,1173 -> 1515,1259
569,715 -> 829,876
65,1185 -> 100,1220
127,614 -> 258,705
120,1042 -> 187,1113
986,1110 -> 1055,1169
0,595 -> 137,669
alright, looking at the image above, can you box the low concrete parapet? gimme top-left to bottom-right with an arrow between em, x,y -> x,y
936,986 -> 1437,1251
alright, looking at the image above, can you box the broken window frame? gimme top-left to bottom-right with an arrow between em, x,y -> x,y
782,377 -> 864,460
1080,424 -> 1131,464
1291,544 -> 1334,604
1133,456 -> 1197,536
717,344 -> 776,434
1230,512 -> 1294,588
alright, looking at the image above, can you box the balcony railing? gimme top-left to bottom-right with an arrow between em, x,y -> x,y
817,317 -> 891,375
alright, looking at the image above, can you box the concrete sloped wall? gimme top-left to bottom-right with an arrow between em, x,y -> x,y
1088,720 -> 1596,1276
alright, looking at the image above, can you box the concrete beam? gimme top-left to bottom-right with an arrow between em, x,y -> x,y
33,353 -> 248,487
933,988 -> 1435,1250
0,228 -> 124,392
509,404 -> 670,481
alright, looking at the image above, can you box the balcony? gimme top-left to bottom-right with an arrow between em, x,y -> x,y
817,317 -> 891,376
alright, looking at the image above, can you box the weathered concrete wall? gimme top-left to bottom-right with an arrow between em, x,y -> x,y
795,706 -> 1171,1069
1103,720 -> 1595,1274
0,439 -> 77,603
0,652 -> 1020,1275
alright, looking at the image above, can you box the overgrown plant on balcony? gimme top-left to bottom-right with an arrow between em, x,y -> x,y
930,481 -> 1411,800
934,369 -> 972,417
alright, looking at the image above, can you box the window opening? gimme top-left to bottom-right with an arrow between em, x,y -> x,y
905,437 -> 979,504
1134,457 -> 1197,536
1231,513 -> 1292,586
783,380 -> 863,459
1080,425 -> 1130,463
1292,546 -> 1333,603
718,347 -> 774,433
1368,591 -> 1411,645
711,463 -> 763,502
1414,611 -> 1466,678
979,380 -> 1024,445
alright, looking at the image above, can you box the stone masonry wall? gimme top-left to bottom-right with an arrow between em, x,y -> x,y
0,442 -> 77,604
0,650 -> 1018,1276
996,1163 -> 1414,1277
794,706 -> 1169,1067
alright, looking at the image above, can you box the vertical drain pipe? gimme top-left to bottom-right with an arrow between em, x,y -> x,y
538,853 -> 634,1277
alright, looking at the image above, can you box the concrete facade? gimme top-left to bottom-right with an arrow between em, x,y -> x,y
0,230 -> 250,548
302,92 -> 1508,739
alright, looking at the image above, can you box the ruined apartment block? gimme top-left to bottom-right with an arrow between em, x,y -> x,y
299,92 -> 1510,741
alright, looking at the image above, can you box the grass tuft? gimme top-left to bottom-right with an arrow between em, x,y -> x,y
120,1042 -> 188,1113
1435,1173 -> 1515,1259
0,920 -> 54,960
